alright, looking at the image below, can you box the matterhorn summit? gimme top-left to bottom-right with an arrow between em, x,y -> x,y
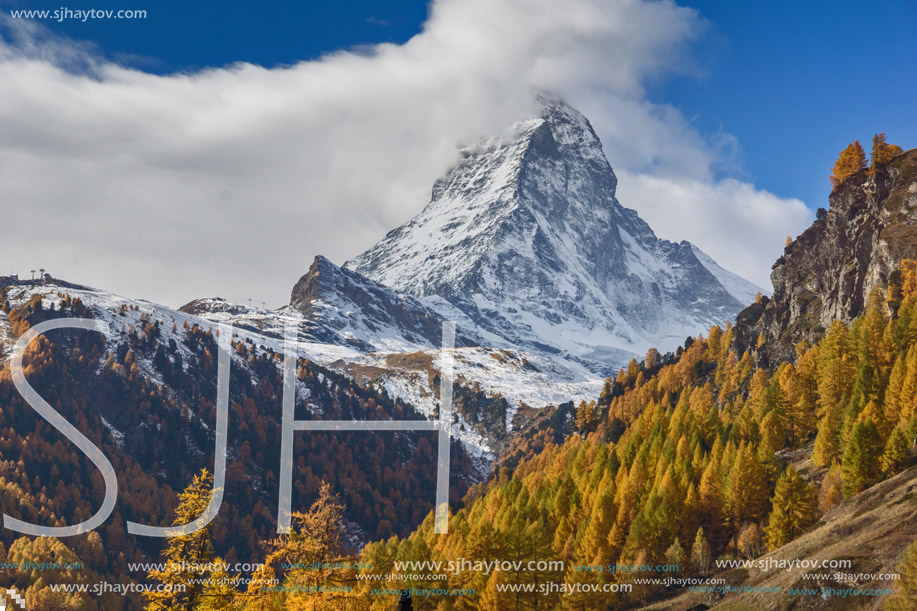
346,96 -> 761,371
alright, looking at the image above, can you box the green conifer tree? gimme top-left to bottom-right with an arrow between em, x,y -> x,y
881,427 -> 912,477
766,466 -> 818,550
841,419 -> 883,496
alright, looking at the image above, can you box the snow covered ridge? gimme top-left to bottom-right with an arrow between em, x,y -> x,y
346,95 -> 764,371
2,281 -> 601,470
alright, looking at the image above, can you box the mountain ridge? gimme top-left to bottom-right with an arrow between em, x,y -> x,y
346,96 -> 762,371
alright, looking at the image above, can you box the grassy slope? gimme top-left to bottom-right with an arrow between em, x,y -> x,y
640,463 -> 917,610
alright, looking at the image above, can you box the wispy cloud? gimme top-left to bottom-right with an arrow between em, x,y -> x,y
366,16 -> 392,27
0,0 -> 810,306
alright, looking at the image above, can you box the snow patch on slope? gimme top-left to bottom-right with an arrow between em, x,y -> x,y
690,244 -> 767,305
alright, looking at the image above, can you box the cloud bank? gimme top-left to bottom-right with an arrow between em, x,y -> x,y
0,0 -> 811,307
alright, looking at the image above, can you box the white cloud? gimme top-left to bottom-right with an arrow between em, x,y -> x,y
615,172 -> 811,288
0,0 -> 810,306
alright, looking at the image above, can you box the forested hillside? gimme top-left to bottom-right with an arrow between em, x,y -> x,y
0,286 -> 476,609
212,259 -> 917,610
2,145 -> 916,611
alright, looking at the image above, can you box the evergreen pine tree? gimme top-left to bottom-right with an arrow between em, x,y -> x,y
841,419 -> 883,496
870,132 -> 904,171
881,427 -> 912,477
813,399 -> 845,468
766,466 -> 818,550
727,444 -> 770,526
665,538 -> 686,572
145,469 -> 218,611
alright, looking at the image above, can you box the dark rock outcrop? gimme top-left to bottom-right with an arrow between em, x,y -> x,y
735,149 -> 917,365
290,255 -> 479,351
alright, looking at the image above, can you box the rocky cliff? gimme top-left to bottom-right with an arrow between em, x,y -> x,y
735,149 -> 917,364
288,255 -> 481,352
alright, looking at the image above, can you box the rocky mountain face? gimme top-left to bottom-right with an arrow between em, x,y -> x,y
286,255 -> 482,352
735,149 -> 917,364
182,97 -> 765,459
346,96 -> 761,373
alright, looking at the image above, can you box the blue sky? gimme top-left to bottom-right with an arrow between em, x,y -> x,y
667,0 -> 917,211
11,0 -> 915,212
18,0 -> 430,71
25,0 -> 427,73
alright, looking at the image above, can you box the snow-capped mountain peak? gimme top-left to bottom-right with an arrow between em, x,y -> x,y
346,97 -> 762,372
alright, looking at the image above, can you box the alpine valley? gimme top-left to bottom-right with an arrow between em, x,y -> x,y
3,98 -> 917,610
